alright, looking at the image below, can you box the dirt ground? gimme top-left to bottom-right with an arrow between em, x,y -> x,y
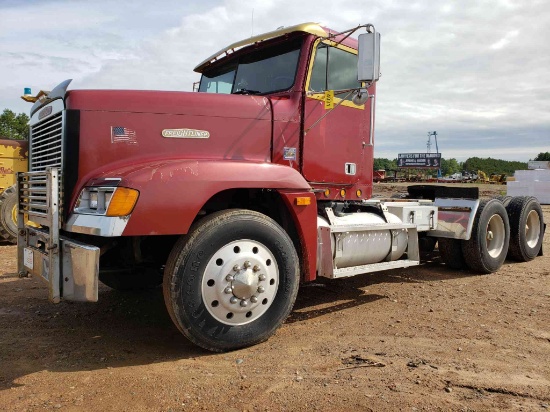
1,183 -> 549,411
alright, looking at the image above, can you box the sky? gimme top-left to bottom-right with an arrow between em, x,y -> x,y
1,0 -> 549,162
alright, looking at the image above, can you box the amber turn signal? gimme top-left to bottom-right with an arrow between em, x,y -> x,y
106,188 -> 139,216
295,197 -> 311,206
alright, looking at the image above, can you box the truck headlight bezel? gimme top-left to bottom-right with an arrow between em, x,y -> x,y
74,187 -> 139,217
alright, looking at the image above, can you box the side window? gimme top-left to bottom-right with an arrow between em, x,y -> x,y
309,44 -> 328,91
309,43 -> 360,99
328,47 -> 359,91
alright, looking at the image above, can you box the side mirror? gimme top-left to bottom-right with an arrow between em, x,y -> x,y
357,31 -> 381,82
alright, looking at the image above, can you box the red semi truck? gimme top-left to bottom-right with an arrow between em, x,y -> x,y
18,23 -> 545,352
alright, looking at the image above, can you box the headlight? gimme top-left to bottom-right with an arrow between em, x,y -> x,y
75,187 -> 139,216
89,192 -> 98,209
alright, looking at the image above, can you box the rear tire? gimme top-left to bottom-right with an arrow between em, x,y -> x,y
438,238 -> 466,269
495,195 -> 512,207
506,196 -> 544,261
419,235 -> 436,257
163,209 -> 299,352
462,199 -> 510,274
0,185 -> 18,244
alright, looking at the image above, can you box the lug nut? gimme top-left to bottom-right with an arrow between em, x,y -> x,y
257,286 -> 265,294
258,274 -> 266,281
253,265 -> 260,272
230,297 -> 238,304
233,265 -> 241,272
250,296 -> 258,303
224,287 -> 233,294
240,300 -> 248,307
244,261 -> 251,269
226,274 -> 234,282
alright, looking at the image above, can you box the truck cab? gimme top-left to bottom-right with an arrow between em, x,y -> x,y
195,23 -> 376,198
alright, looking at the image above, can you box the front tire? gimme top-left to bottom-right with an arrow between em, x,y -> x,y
163,209 -> 299,352
462,199 -> 510,274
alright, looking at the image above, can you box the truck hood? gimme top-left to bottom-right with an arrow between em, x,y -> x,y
64,90 -> 275,210
66,89 -> 271,119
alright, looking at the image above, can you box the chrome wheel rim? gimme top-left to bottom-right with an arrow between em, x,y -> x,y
201,239 -> 279,326
525,210 -> 541,248
486,214 -> 505,258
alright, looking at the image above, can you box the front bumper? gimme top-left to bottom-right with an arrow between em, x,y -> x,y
17,169 -> 100,303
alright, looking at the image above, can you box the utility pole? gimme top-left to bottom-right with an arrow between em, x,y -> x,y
427,131 -> 438,154
427,131 -> 441,177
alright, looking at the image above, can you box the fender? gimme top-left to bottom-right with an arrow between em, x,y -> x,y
278,191 -> 318,282
90,159 -> 313,236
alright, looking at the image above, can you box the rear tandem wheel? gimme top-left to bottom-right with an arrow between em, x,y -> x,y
506,196 -> 544,262
462,199 -> 510,274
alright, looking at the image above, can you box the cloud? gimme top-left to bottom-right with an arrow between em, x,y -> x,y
490,30 -> 519,50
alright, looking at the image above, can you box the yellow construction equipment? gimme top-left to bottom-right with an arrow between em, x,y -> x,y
490,173 -> 507,184
477,170 -> 489,183
0,139 -> 28,243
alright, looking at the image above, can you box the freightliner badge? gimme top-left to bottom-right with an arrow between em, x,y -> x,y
162,128 -> 210,139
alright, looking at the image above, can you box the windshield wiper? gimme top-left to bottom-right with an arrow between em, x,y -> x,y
233,88 -> 261,95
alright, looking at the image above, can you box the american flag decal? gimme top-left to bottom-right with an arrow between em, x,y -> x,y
111,126 -> 137,144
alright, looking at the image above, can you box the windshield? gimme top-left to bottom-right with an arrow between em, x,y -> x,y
199,38 -> 302,95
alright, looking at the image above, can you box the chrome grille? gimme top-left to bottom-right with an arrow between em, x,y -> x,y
23,106 -> 65,221
30,110 -> 64,172
19,172 -> 49,219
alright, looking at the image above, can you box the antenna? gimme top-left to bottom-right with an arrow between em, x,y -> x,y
427,131 -> 441,177
251,9 -> 254,37
427,131 -> 438,154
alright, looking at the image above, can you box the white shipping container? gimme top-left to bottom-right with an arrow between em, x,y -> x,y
528,161 -> 550,170
507,181 -> 534,197
533,181 -> 550,204
507,179 -> 550,204
513,169 -> 550,182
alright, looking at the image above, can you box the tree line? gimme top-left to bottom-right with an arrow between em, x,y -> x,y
534,152 -> 550,161
0,109 -> 29,140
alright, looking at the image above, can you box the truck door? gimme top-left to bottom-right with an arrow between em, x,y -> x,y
302,40 -> 373,186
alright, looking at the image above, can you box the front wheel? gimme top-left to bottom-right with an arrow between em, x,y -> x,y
163,209 -> 299,352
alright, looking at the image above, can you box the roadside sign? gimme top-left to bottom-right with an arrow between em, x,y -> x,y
397,153 -> 441,168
